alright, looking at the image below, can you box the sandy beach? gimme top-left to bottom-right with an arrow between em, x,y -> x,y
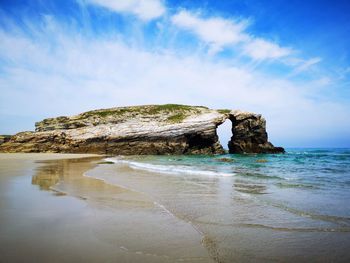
2,0 -> 350,261
1,153 -> 350,263
0,154 -> 213,263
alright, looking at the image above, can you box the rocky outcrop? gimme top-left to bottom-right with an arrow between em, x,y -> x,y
0,135 -> 11,145
0,104 -> 284,155
227,111 -> 285,154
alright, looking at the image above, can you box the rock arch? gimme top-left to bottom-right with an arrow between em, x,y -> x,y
220,111 -> 285,154
0,105 -> 284,154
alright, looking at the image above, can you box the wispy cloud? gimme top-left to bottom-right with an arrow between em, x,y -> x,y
0,2 -> 348,146
171,10 -> 292,61
0,16 -> 348,147
243,38 -> 292,60
80,4 -> 321,72
289,57 -> 322,75
171,10 -> 248,53
87,0 -> 165,20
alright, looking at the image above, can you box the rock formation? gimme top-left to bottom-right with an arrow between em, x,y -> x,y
0,135 -> 11,145
0,104 -> 284,154
227,111 -> 285,154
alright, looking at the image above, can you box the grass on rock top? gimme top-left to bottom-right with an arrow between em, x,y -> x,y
78,104 -> 209,122
166,113 -> 187,123
217,109 -> 231,114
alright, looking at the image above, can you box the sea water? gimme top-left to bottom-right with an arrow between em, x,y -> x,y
102,148 -> 350,262
107,148 -> 350,217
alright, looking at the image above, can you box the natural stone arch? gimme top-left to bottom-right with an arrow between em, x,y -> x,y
0,105 -> 284,155
218,111 -> 284,154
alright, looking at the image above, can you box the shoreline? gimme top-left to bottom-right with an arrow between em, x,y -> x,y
1,152 -> 350,262
0,153 -> 214,263
0,152 -> 103,160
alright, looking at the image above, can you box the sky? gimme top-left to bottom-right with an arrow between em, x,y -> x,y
0,0 -> 349,147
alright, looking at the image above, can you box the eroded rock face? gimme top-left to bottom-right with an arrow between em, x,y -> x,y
0,105 -> 284,155
0,135 -> 11,145
227,110 -> 285,154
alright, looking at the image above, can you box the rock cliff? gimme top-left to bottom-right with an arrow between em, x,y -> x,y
0,104 -> 284,154
227,111 -> 285,154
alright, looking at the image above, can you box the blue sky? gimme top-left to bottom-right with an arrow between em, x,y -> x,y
0,0 -> 349,147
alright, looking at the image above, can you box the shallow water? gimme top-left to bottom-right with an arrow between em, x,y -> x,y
99,148 -> 350,262
1,150 -> 350,262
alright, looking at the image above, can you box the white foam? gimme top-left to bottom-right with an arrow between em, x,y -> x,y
105,157 -> 234,177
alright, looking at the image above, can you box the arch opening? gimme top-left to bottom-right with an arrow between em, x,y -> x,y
216,118 -> 232,151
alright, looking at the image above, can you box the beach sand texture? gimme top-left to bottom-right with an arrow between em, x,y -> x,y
0,154 -> 213,263
1,153 -> 349,263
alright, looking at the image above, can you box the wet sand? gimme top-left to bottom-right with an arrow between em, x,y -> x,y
1,153 -> 350,263
0,154 -> 213,263
90,157 -> 350,263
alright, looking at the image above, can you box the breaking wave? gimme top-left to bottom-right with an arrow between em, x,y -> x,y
105,157 -> 234,177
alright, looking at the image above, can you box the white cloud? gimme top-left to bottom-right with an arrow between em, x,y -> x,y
171,10 -> 248,53
291,57 -> 322,74
87,0 -> 165,20
171,10 -> 294,61
243,38 -> 292,60
0,22 -> 349,147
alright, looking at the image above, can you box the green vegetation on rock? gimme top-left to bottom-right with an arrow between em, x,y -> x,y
217,109 -> 231,114
79,108 -> 129,118
78,104 -> 208,120
147,104 -> 206,114
166,113 -> 187,123
35,104 -> 213,132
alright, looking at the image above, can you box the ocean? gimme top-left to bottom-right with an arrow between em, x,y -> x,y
1,150 -> 349,262
96,148 -> 350,262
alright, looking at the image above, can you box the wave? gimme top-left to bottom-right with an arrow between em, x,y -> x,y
275,182 -> 318,189
237,172 -> 282,180
287,151 -> 350,157
105,158 -> 234,177
192,219 -> 350,233
258,198 -> 350,227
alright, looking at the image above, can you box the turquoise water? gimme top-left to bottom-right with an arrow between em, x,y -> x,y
100,149 -> 350,261
108,148 -> 350,225
2,151 -> 349,262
